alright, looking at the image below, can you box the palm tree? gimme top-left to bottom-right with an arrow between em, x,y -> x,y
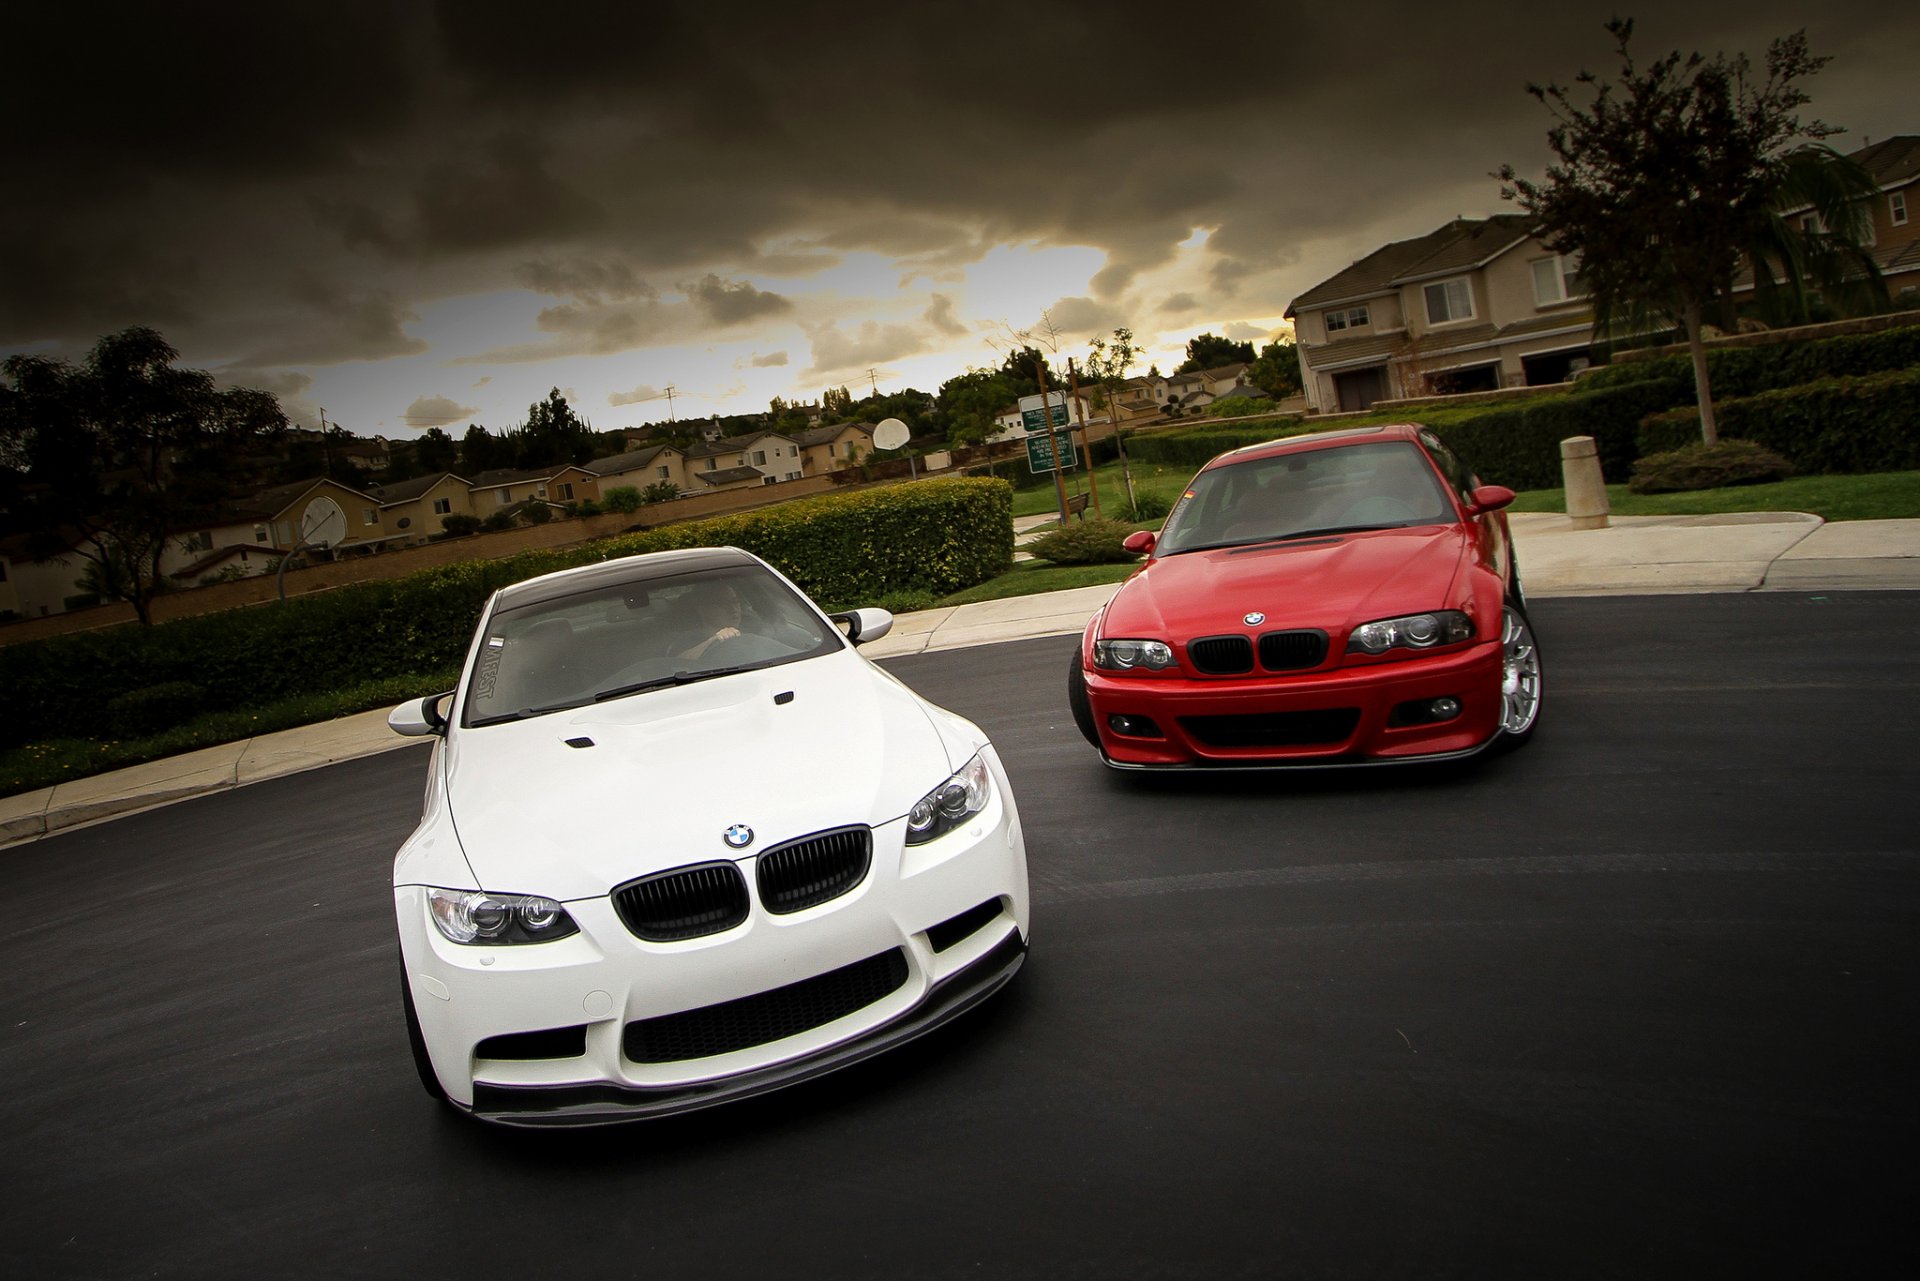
1733,143 -> 1888,327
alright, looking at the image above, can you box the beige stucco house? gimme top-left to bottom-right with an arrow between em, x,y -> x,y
1851,136 -> 1920,301
1286,215 -> 1596,413
588,444 -> 689,496
791,424 -> 875,475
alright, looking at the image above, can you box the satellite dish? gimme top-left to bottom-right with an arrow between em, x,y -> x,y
300,496 -> 347,549
873,417 -> 910,451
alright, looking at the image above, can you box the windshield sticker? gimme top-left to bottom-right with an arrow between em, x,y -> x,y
474,639 -> 505,701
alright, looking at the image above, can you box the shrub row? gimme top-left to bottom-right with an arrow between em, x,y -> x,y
1577,323 -> 1920,398
0,478 -> 1012,750
1638,367 -> 1920,474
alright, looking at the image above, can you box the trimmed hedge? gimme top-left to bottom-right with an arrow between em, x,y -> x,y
1577,323 -> 1920,397
0,478 -> 1012,751
1638,367 -> 1920,475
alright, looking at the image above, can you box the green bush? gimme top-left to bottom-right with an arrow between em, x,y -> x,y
602,486 -> 643,513
1639,367 -> 1920,474
640,481 -> 682,503
1578,322 -> 1920,397
479,510 -> 516,532
1629,441 -> 1794,494
1025,518 -> 1141,565
105,682 -> 207,739
0,478 -> 1013,751
440,513 -> 480,537
1206,395 -> 1280,418
1122,489 -> 1173,523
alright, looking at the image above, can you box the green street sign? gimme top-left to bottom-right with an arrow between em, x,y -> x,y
1021,402 -> 1070,432
1025,430 -> 1078,473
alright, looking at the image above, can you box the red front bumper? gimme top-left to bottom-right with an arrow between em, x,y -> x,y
1083,641 -> 1505,768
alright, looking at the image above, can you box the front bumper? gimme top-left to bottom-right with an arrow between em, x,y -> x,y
396,749 -> 1030,1126
1084,640 -> 1505,768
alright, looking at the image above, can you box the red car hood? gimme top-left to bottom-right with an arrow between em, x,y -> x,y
1105,525 -> 1471,639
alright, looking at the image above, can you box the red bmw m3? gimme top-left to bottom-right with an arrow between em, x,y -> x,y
1067,424 -> 1543,769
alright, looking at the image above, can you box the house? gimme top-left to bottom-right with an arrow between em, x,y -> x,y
223,477 -> 399,553
790,423 -> 875,476
588,444 -> 689,496
1849,135 -> 1920,301
685,431 -> 805,486
1162,363 -> 1259,416
467,465 -> 598,511
368,472 -> 477,543
1285,215 -> 1596,413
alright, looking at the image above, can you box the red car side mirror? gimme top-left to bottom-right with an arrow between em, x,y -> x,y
1468,484 -> 1516,515
1122,530 -> 1156,554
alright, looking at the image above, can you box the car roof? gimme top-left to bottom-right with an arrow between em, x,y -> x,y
1203,422 -> 1425,471
494,546 -> 761,613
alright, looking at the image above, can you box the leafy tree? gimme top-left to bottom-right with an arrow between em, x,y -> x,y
1248,339 -> 1304,398
1739,145 -> 1888,327
997,346 -> 1056,400
519,388 -> 595,468
1084,328 -> 1142,504
1174,333 -> 1255,374
460,423 -> 512,473
0,327 -> 288,624
414,426 -> 459,473
820,385 -> 855,423
1498,20 -> 1865,444
640,480 -> 681,503
936,368 -> 1016,447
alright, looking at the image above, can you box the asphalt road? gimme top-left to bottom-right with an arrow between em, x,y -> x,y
4,593 -> 1917,1280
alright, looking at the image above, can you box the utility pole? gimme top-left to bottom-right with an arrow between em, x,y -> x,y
663,386 -> 678,424
867,368 -> 881,398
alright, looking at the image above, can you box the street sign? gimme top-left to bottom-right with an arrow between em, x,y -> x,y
1025,430 -> 1078,474
1021,402 -> 1070,432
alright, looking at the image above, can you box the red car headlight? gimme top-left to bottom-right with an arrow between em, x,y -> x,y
1093,639 -> 1177,671
1347,610 -> 1474,655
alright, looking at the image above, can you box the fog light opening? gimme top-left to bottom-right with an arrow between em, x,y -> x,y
1107,713 -> 1163,738
1388,695 -> 1464,728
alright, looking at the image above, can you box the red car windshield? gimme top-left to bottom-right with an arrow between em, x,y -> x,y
1156,440 -> 1455,554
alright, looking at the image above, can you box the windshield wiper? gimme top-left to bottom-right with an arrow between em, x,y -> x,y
593,663 -> 758,703
468,698 -> 591,727
1167,524 -> 1393,555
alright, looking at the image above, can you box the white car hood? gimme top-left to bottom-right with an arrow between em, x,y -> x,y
440,649 -> 964,901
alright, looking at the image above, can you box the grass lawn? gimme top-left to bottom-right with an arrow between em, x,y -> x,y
1508,471 -> 1920,522
1003,458 -> 1197,518
934,561 -> 1138,606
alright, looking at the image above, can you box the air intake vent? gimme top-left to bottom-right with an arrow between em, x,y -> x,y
1179,708 -> 1360,748
1188,635 -> 1254,674
1258,629 -> 1328,670
476,1025 -> 588,1060
926,899 -> 1003,953
756,826 -> 872,914
613,862 -> 750,941
624,948 -> 909,1063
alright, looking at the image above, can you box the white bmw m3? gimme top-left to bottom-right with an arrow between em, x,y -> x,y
386,547 -> 1030,1127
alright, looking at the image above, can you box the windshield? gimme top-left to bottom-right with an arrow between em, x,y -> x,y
462,564 -> 843,726
1155,440 -> 1455,554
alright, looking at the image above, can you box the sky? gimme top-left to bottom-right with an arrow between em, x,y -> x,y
4,1 -> 1916,440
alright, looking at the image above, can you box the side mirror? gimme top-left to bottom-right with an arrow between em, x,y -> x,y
1467,484 -> 1516,515
388,692 -> 451,738
1122,530 -> 1157,554
830,607 -> 895,646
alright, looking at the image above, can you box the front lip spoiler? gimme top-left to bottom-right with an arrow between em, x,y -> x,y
464,927 -> 1027,1128
1099,734 -> 1498,772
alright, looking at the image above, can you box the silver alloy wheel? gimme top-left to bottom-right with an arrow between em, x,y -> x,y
1499,606 -> 1542,735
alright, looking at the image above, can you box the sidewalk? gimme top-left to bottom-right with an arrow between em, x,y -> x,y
5,511 -> 1917,849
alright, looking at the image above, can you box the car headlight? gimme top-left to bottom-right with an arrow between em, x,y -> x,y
426,888 -> 580,945
905,754 -> 993,846
1347,610 -> 1474,655
1093,638 -> 1176,671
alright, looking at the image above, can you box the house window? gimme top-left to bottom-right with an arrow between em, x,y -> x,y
1423,278 -> 1474,325
827,444 -> 837,458
1799,213 -> 1822,233
704,458 -> 717,472
254,525 -> 269,543
557,483 -> 574,500
362,508 -> 378,526
497,489 -> 513,505
762,475 -> 777,486
1894,192 -> 1910,227
1323,305 -> 1370,334
535,486 -> 548,499
432,498 -> 451,515
183,531 -> 211,552
789,445 -> 798,456
656,465 -> 669,479
1531,253 -> 1588,305
753,449 -> 767,465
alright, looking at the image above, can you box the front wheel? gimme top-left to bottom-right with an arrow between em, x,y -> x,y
1065,648 -> 1101,748
1492,603 -> 1543,750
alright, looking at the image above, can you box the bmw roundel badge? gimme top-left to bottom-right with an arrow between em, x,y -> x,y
724,824 -> 754,850
1244,611 -> 1266,626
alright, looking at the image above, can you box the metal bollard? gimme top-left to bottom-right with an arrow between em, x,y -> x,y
1560,435 -> 1610,530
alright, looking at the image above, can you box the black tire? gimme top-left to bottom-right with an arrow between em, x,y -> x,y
401,959 -> 450,1103
1065,647 -> 1101,748
1490,601 -> 1543,753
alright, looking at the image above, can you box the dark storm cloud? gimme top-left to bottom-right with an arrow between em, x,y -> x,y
3,0 -> 1914,369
